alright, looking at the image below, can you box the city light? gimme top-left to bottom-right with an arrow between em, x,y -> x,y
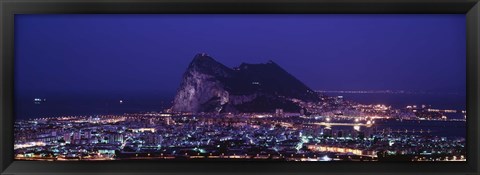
14,95 -> 466,162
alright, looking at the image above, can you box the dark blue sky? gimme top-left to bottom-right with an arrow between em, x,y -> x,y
14,14 -> 466,98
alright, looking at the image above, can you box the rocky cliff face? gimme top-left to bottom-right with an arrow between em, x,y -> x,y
171,53 -> 320,113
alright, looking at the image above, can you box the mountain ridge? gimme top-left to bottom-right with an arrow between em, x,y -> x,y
171,53 -> 320,113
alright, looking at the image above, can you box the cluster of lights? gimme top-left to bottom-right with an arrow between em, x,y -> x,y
14,142 -> 46,149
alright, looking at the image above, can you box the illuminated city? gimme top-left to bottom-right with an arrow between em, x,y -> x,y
14,94 -> 466,161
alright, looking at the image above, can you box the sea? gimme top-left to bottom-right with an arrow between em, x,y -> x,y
14,94 -> 175,120
327,120 -> 466,138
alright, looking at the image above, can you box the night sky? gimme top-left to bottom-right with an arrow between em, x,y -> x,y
15,14 -> 466,99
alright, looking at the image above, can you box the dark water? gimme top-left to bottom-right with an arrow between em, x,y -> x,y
15,95 -> 174,120
375,119 -> 465,138
325,93 -> 466,111
329,120 -> 466,138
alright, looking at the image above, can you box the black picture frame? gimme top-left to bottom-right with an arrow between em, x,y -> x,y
1,0 -> 479,174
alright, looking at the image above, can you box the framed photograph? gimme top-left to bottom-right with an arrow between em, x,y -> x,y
1,0 -> 479,174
